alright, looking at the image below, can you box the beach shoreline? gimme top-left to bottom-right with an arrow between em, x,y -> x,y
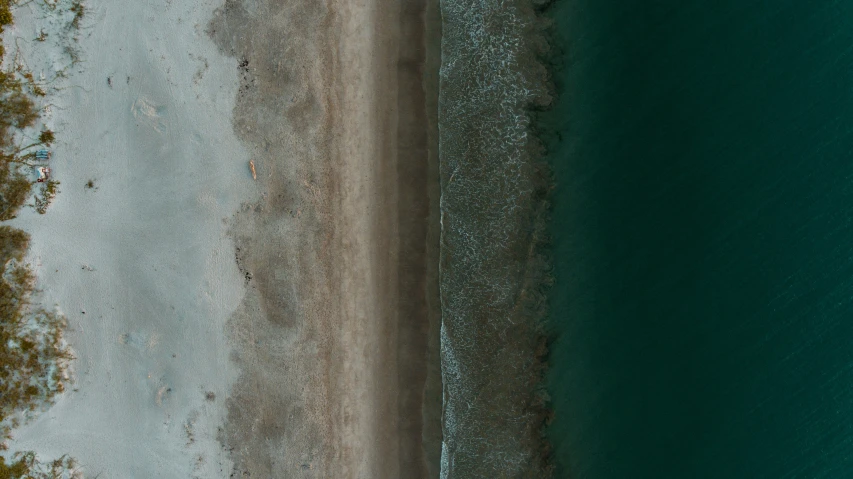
209,0 -> 438,476
435,0 -> 554,475
421,0 -> 445,474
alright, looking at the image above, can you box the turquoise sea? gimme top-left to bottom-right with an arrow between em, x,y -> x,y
543,1 -> 853,478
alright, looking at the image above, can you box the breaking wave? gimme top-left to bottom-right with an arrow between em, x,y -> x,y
437,0 -> 554,476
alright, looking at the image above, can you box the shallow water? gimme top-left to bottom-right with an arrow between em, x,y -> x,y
439,0 -> 853,477
436,0 -> 552,476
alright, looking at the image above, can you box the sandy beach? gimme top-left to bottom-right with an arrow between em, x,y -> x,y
5,0 -> 438,477
209,0 -> 439,475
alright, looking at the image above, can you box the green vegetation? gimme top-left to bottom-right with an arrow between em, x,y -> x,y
33,179 -> 58,214
0,6 -> 60,221
0,73 -> 44,220
0,161 -> 29,221
0,226 -> 71,432
68,1 -> 82,30
37,130 -> 53,146
0,226 -> 75,477
0,2 -> 12,33
19,72 -> 45,98
0,2 -> 80,477
0,0 -> 70,412
0,452 -> 80,478
0,73 -> 38,146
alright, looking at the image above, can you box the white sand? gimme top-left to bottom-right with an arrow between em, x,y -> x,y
5,0 -> 251,477
2,0 -> 438,476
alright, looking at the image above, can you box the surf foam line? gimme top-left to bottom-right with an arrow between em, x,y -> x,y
436,0 -> 554,476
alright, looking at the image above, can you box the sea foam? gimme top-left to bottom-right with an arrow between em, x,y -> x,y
437,0 -> 553,476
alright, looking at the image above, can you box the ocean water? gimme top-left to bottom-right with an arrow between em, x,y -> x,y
440,0 -> 853,477
543,1 -> 853,478
437,0 -> 552,476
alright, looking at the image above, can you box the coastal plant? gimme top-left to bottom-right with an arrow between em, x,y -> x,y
33,179 -> 58,214
0,2 -> 78,475
0,0 -> 71,436
0,80 -> 37,146
68,1 -> 82,30
38,0 -> 59,10
62,45 -> 80,65
0,452 -> 82,478
0,155 -> 31,221
0,32 -> 59,219
19,72 -> 47,99
0,1 -> 12,33
0,226 -> 72,433
37,130 -> 53,146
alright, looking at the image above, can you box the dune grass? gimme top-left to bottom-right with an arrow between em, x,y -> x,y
0,2 -> 12,34
0,452 -> 80,478
0,226 -> 72,432
0,2 -> 81,477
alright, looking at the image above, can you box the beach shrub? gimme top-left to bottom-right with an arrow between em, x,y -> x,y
0,4 -> 77,475
37,130 -> 53,146
0,226 -> 72,434
0,5 -> 67,413
0,9 -> 57,219
0,1 -> 12,32
0,157 -> 31,221
33,179 -> 58,214
69,1 -> 83,30
0,452 -> 81,478
0,91 -> 37,147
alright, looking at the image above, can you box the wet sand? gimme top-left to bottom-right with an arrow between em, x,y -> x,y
209,0 -> 439,476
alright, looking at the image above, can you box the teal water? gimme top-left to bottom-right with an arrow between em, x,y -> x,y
544,1 -> 853,478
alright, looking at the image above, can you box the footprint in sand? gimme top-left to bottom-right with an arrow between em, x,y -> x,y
148,372 -> 174,407
119,331 -> 160,352
155,384 -> 173,406
131,97 -> 168,133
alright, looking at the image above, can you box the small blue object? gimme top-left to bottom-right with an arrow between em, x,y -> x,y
35,149 -> 49,159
